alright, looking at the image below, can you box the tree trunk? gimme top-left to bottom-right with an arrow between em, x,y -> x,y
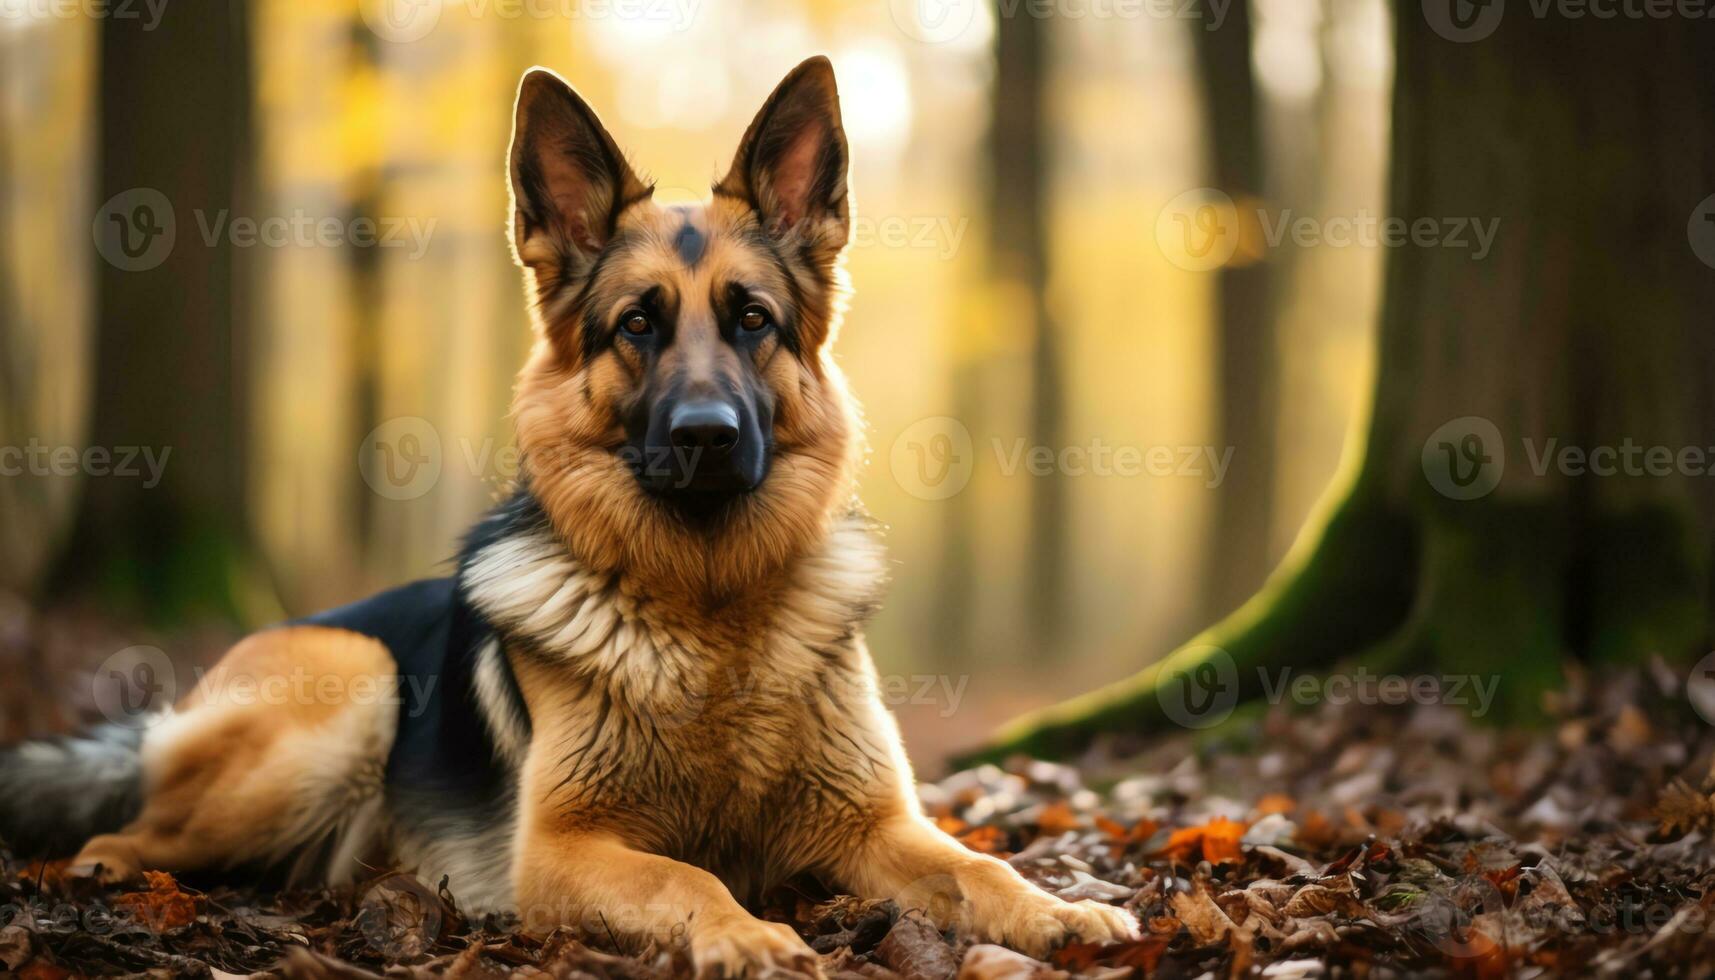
44,3 -> 260,624
1189,0 -> 1278,620
993,3 -> 1067,655
966,14 -> 1715,762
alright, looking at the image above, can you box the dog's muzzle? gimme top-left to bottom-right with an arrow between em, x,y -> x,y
631,394 -> 769,497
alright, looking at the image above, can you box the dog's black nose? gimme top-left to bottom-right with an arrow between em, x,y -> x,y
669,401 -> 740,455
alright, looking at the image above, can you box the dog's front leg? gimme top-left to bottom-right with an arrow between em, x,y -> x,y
516,828 -> 819,977
832,813 -> 1138,958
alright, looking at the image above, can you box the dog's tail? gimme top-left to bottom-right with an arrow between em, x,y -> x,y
0,724 -> 146,857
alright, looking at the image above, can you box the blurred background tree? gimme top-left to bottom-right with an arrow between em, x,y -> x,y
1190,0 -> 1275,624
46,2 -> 264,624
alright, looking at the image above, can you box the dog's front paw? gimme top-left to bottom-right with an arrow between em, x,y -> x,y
984,894 -> 1139,958
68,835 -> 145,886
692,914 -> 822,978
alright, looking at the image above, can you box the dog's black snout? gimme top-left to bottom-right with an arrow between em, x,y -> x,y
669,401 -> 740,455
632,392 -> 767,498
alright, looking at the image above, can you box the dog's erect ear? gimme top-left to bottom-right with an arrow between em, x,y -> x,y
508,68 -> 651,300
717,56 -> 850,259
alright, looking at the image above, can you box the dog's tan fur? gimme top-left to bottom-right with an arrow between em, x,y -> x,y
63,58 -> 1138,976
73,627 -> 394,885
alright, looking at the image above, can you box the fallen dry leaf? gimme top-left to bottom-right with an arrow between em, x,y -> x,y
958,825 -> 1009,855
112,869 -> 198,932
1170,887 -> 1235,945
1035,801 -> 1081,836
958,943 -> 1059,980
877,912 -> 958,980
1655,779 -> 1715,836
1200,817 -> 1246,864
1281,880 -> 1360,918
1153,817 -> 1247,865
0,925 -> 31,969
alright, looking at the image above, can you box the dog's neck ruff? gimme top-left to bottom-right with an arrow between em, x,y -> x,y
459,492 -> 887,688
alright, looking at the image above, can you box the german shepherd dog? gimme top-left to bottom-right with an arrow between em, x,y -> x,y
0,58 -> 1136,975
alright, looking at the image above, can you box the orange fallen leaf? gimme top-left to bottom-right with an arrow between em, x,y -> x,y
1035,800 -> 1080,835
1103,817 -> 1159,860
1145,914 -> 1180,936
935,813 -> 969,836
1155,825 -> 1207,863
1094,814 -> 1129,839
113,870 -> 198,932
1254,793 -> 1297,816
958,825 -> 1009,855
1200,817 -> 1246,864
1109,936 -> 1169,971
17,859 -> 70,892
16,960 -> 71,980
1050,936 -> 1169,973
1153,818 -> 1247,865
1050,940 -> 1104,971
1447,929 -> 1513,980
1483,864 -> 1523,902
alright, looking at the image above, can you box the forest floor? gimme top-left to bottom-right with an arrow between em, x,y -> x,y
3,595 -> 1715,978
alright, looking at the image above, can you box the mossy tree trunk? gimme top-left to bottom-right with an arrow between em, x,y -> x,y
44,3 -> 262,625
968,12 -> 1715,762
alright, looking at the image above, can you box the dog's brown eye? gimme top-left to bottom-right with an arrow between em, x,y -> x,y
621,310 -> 651,335
740,306 -> 769,331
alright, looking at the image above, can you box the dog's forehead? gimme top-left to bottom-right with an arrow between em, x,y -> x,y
614,198 -> 784,292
